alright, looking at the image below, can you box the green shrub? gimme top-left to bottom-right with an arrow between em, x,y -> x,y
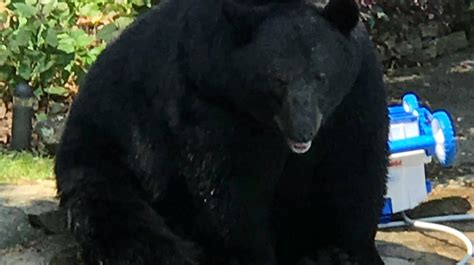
0,0 -> 151,118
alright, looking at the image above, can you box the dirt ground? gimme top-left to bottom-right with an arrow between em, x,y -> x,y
0,47 -> 474,264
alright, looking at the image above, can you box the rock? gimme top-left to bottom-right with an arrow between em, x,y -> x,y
34,114 -> 68,155
436,31 -> 469,56
407,36 -> 422,52
421,45 -> 437,61
0,206 -> 43,249
395,41 -> 414,57
28,210 -> 68,235
0,234 -> 81,265
0,182 -> 80,265
24,200 -> 58,216
469,128 -> 474,136
375,45 -> 388,62
49,245 -> 83,265
384,35 -> 398,50
382,257 -> 414,265
421,22 -> 440,38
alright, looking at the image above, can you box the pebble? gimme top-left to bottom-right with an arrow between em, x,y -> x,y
469,128 -> 474,136
433,174 -> 474,188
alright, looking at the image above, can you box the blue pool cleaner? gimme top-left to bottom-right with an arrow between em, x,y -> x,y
379,93 -> 472,265
381,93 -> 457,222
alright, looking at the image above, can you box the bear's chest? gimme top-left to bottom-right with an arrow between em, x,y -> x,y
180,146 -> 231,201
178,143 -> 236,239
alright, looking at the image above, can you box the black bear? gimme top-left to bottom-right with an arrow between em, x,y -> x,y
54,0 -> 388,264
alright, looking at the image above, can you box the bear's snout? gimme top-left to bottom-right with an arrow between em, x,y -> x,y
286,139 -> 313,154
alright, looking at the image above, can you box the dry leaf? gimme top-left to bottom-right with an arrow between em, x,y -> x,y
0,101 -> 6,118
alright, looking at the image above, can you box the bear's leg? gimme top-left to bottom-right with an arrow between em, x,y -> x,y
55,129 -> 198,265
304,93 -> 388,265
300,38 -> 388,265
290,71 -> 388,265
67,189 -> 199,265
211,135 -> 287,265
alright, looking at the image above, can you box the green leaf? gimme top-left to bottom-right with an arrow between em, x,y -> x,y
57,34 -> 75,53
0,26 -> 13,38
84,45 -> 104,65
78,3 -> 101,17
97,23 -> 118,42
38,59 -> 55,73
115,17 -> 133,30
47,19 -> 57,28
56,2 -> 68,11
0,66 -> 15,83
13,3 -> 38,18
18,57 -> 33,80
131,0 -> 146,6
45,86 -> 68,96
33,87 -> 44,98
64,60 -> 74,72
71,29 -> 93,47
54,2 -> 70,19
41,0 -> 58,16
45,28 -> 58,47
26,0 -> 38,5
15,27 -> 33,47
33,19 -> 43,29
50,53 -> 74,66
49,102 -> 63,114
18,17 -> 28,26
369,17 -> 376,29
24,49 -> 43,60
7,39 -> 20,54
0,45 -> 10,66
35,112 -> 48,122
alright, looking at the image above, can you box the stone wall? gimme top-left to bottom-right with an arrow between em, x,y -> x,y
359,0 -> 473,68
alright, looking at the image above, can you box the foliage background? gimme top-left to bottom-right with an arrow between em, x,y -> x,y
0,0 -> 472,151
0,0 -> 153,146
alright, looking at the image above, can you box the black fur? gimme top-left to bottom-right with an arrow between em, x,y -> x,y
55,0 -> 388,264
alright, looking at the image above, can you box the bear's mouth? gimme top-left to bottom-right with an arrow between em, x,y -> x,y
287,139 -> 312,154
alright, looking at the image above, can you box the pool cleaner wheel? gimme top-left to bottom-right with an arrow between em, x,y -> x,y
431,111 -> 457,167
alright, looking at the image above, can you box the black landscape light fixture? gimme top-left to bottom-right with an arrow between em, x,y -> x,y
10,82 -> 34,151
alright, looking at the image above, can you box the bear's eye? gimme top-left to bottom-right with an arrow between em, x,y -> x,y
273,75 -> 289,86
315,72 -> 327,82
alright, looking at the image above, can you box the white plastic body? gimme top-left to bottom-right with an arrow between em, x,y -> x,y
388,119 -> 420,141
386,115 -> 430,213
386,150 -> 432,213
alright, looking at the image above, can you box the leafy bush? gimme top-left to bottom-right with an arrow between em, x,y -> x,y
0,0 -> 152,119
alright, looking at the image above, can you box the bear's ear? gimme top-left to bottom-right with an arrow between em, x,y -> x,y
222,0 -> 279,43
322,0 -> 359,35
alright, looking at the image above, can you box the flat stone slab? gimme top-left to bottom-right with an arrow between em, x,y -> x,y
381,257 -> 414,265
0,234 -> 80,265
0,206 -> 43,249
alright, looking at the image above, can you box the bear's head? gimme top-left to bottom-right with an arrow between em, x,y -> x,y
187,0 -> 363,154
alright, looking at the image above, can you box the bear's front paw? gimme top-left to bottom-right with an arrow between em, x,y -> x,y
300,247 -> 359,265
231,259 -> 276,265
297,257 -> 317,265
82,237 -> 200,265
